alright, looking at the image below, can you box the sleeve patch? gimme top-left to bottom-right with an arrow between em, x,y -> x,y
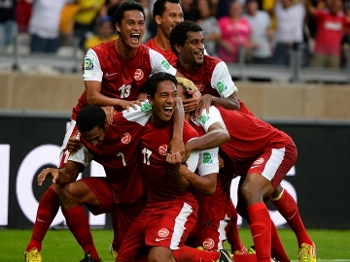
85,57 -> 94,70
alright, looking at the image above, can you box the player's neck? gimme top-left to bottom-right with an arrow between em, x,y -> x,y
115,38 -> 138,59
154,32 -> 171,50
177,59 -> 198,72
150,114 -> 171,128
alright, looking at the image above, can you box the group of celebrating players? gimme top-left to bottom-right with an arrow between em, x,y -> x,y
24,1 -> 316,262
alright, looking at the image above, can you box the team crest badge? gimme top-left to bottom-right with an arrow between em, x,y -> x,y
158,144 -> 168,156
134,69 -> 144,81
158,228 -> 169,237
202,238 -> 215,250
196,82 -> 204,92
253,158 -> 264,166
121,132 -> 131,144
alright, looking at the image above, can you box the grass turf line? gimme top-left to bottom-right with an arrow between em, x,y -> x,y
1,228 -> 349,261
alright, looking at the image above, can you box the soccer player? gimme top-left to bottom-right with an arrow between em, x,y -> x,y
36,103 -> 153,262
176,77 -> 247,255
145,0 -> 184,64
171,20 -> 316,262
116,72 -> 233,262
179,82 -> 316,262
24,1 -> 184,261
169,20 -> 254,117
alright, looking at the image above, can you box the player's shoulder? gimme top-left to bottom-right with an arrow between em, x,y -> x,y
92,40 -> 115,53
144,38 -> 155,48
204,55 -> 223,70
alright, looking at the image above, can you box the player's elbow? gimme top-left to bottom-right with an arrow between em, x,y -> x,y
218,130 -> 230,144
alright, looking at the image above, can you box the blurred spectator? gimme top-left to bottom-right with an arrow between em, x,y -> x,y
84,15 -> 118,51
307,0 -> 349,68
59,2 -> 80,46
15,0 -> 32,33
99,0 -> 121,17
217,0 -> 252,63
74,0 -> 106,50
272,0 -> 306,66
196,0 -> 220,56
181,0 -> 197,20
341,4 -> 350,67
29,0 -> 72,54
243,0 -> 273,64
0,0 -> 17,51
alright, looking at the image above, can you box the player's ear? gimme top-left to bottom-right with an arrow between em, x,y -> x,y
155,15 -> 162,25
147,94 -> 154,105
115,22 -> 121,34
174,43 -> 182,53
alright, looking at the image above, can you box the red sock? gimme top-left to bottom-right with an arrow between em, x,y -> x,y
248,203 -> 271,262
227,202 -> 245,252
271,189 -> 312,247
270,220 -> 290,262
111,212 -> 120,252
62,206 -> 100,260
26,186 -> 60,252
173,246 -> 220,262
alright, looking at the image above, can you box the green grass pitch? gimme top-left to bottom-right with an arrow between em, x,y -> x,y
1,228 -> 350,261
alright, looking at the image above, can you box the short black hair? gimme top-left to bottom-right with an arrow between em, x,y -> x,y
76,105 -> 106,133
153,0 -> 180,21
113,0 -> 145,24
169,20 -> 203,54
143,72 -> 178,98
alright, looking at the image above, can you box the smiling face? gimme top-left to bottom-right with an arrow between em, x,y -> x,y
177,31 -> 205,68
157,2 -> 184,38
149,80 -> 178,125
116,10 -> 145,49
81,125 -> 107,147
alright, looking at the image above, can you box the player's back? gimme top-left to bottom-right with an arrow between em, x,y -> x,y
217,107 -> 292,162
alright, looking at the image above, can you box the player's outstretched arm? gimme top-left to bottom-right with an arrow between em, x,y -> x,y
186,121 -> 229,154
181,168 -> 217,196
37,160 -> 84,186
85,81 -> 140,111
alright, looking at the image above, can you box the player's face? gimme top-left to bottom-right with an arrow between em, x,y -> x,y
157,2 -> 184,38
180,31 -> 205,66
81,126 -> 107,147
116,10 -> 145,48
149,80 -> 178,123
176,84 -> 186,100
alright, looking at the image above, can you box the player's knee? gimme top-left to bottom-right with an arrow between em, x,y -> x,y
148,247 -> 175,262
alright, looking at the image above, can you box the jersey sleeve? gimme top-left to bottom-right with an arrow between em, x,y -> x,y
211,61 -> 238,98
197,147 -> 219,176
83,49 -> 103,82
149,48 -> 177,76
193,105 -> 225,133
68,145 -> 93,167
121,100 -> 152,126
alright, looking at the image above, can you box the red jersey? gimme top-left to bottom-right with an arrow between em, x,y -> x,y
175,55 -> 254,115
72,40 -> 176,119
145,38 -> 178,65
195,105 -> 292,162
314,9 -> 348,56
140,120 -> 198,204
69,102 -> 152,204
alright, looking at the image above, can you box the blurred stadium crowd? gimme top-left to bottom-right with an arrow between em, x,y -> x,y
1,0 -> 350,68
